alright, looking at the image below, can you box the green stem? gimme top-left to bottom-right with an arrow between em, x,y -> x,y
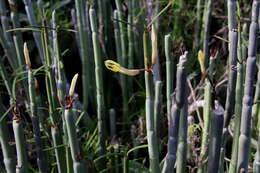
154,81 -> 162,144
75,0 -> 92,109
162,52 -> 188,173
89,7 -> 106,160
41,18 -> 65,173
115,0 -> 128,133
28,67 -> 47,172
22,0 -> 44,62
0,101 -> 15,173
165,34 -> 174,121
206,106 -> 224,173
228,23 -> 247,173
197,56 -> 215,173
201,0 -> 212,67
13,113 -> 29,173
65,74 -> 87,173
143,31 -> 160,173
176,84 -> 188,173
237,1 -> 260,172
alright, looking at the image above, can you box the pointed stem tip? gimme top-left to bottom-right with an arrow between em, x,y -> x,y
23,42 -> 31,68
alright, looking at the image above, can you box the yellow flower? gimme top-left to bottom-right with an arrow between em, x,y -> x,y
198,50 -> 205,74
105,60 -> 141,76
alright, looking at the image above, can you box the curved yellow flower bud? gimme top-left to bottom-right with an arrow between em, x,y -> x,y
105,60 -> 141,76
198,50 -> 205,74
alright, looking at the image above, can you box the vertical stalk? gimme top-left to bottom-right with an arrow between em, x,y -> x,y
193,0 -> 204,50
228,23 -> 247,173
197,0 -> 213,172
133,0 -> 145,68
115,0 -> 128,132
71,9 -> 81,55
84,3 -> 96,109
65,74 -> 87,173
113,10 -> 122,63
201,0 -> 212,67
237,1 -> 260,172
22,0 -> 44,62
8,0 -> 25,69
254,46 -> 260,171
143,31 -> 160,173
127,1 -> 134,70
253,3 -> 260,129
97,0 -> 110,56
220,1 -> 238,170
41,19 -> 66,173
0,56 -> 14,173
74,0 -> 92,109
89,7 -> 106,159
51,10 -> 73,173
52,11 -> 67,103
176,84 -> 188,173
165,34 -> 174,121
198,5 -> 214,169
197,55 -> 215,173
252,63 -> 260,127
223,0 -> 238,131
115,0 -> 127,68
162,52 -> 188,173
109,108 -> 117,139
0,0 -> 17,68
127,1 -> 134,97
24,43 -> 47,173
0,101 -> 15,173
254,133 -> 260,172
13,110 -> 29,173
123,155 -> 129,173
154,81 -> 162,141
206,106 -> 224,173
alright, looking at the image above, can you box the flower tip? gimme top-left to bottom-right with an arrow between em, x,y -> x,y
105,60 -> 121,72
69,73 -> 79,97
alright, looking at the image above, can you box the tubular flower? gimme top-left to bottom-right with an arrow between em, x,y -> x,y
105,60 -> 141,76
